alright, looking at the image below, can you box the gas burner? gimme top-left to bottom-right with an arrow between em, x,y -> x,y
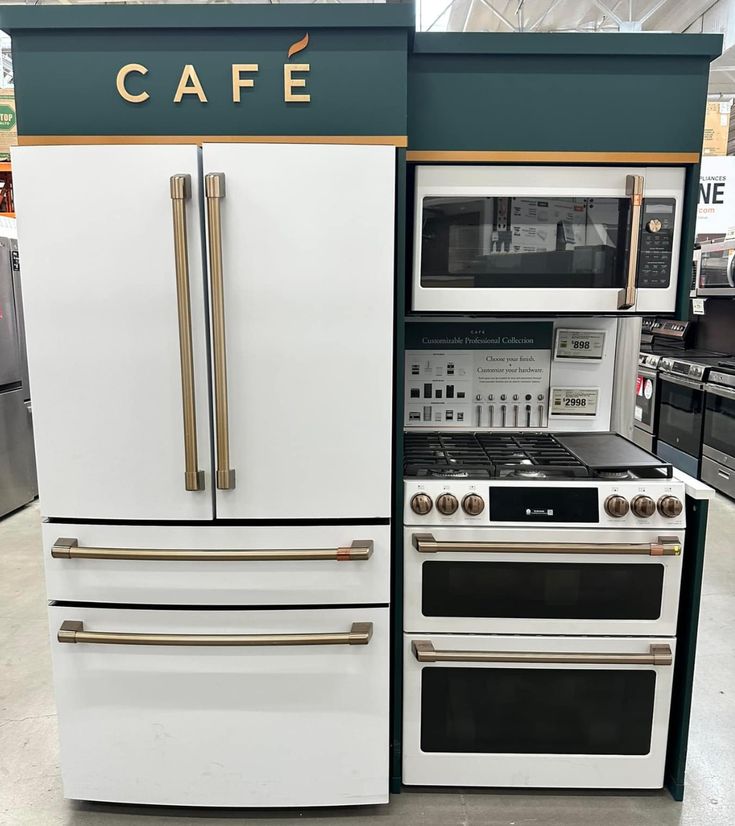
506,468 -> 548,479
595,469 -> 633,481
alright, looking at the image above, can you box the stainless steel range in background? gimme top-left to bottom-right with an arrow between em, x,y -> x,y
694,239 -> 735,297
702,364 -> 735,498
0,229 -> 37,518
402,431 -> 685,789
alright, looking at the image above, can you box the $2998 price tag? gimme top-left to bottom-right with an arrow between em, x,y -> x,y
550,388 -> 599,416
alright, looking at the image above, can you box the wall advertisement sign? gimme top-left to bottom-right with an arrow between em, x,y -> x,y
697,155 -> 735,237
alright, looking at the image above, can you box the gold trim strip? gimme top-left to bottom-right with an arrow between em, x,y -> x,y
18,134 -> 408,147
406,150 -> 700,163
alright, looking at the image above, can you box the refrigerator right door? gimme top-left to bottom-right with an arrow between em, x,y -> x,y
202,144 -> 395,520
12,145 -> 214,521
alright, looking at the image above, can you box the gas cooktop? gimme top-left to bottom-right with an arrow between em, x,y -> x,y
404,431 -> 672,480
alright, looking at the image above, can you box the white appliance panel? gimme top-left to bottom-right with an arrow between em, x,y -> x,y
42,522 -> 389,605
49,605 -> 389,807
202,144 -> 394,519
403,526 -> 682,636
402,633 -> 675,789
11,145 -> 213,520
412,165 -> 683,314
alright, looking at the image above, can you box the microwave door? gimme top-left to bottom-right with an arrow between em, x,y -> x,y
412,165 -> 683,314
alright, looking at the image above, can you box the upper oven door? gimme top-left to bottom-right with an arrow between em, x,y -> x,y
658,374 -> 705,456
412,165 -> 683,314
404,526 -> 683,637
704,383 -> 735,457
696,242 -> 735,296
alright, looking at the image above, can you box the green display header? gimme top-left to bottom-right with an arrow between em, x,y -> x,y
405,322 -> 553,350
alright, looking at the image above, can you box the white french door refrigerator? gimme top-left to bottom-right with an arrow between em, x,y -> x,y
12,142 -> 395,807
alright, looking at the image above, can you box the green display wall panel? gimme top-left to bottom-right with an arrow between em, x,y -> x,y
408,33 -> 722,157
0,5 -> 412,142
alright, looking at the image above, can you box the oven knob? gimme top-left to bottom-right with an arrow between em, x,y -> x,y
436,493 -> 459,515
646,218 -> 662,233
631,495 -> 656,518
604,495 -> 630,518
462,493 -> 485,516
410,493 -> 433,516
658,495 -> 683,518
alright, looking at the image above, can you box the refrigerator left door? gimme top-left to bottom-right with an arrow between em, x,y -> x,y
12,145 -> 214,520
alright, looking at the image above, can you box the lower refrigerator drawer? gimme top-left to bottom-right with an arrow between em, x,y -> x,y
403,633 -> 676,790
42,522 -> 389,605
49,605 -> 389,807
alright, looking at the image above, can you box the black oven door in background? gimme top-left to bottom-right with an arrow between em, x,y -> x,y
702,384 -> 735,498
657,374 -> 705,471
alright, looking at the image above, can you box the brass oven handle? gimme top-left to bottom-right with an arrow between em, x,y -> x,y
618,173 -> 644,310
170,174 -> 205,492
58,621 -> 373,647
412,533 -> 681,556
51,537 -> 373,561
412,640 -> 672,666
205,172 -> 235,491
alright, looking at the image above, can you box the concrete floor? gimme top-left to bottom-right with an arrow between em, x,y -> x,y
1,498 -> 734,826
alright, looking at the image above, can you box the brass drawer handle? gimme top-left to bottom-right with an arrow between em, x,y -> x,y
170,174 -> 204,492
412,533 -> 681,556
52,537 -> 373,561
205,172 -> 235,491
618,173 -> 644,310
412,640 -> 672,666
58,621 -> 373,647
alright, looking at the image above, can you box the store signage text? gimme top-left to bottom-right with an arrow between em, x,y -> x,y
115,33 -> 312,106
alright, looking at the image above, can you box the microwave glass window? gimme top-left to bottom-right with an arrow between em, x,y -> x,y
420,196 -> 630,289
704,392 -> 735,457
699,249 -> 735,289
422,561 -> 664,620
658,380 -> 703,456
420,667 -> 656,755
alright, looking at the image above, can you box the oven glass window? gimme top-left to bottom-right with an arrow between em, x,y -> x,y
704,391 -> 735,457
421,667 -> 656,755
658,379 -> 703,456
422,561 -> 664,620
699,249 -> 735,289
420,196 -> 630,289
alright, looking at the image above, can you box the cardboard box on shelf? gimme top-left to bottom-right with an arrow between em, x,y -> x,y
703,100 -> 731,156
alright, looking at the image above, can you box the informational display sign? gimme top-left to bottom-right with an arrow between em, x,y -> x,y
702,101 -> 731,156
554,328 -> 605,361
549,388 -> 599,417
697,156 -> 735,236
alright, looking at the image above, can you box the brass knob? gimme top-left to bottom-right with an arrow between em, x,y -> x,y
604,495 -> 629,518
436,493 -> 459,515
646,218 -> 662,233
631,495 -> 656,518
658,495 -> 683,518
462,493 -> 485,516
410,493 -> 433,516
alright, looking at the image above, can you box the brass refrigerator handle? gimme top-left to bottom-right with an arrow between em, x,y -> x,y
618,173 -> 644,310
412,640 -> 673,666
58,620 -> 373,647
205,172 -> 235,491
51,537 -> 373,562
170,174 -> 205,492
412,533 -> 682,556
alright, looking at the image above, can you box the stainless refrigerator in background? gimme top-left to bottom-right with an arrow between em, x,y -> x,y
0,231 -> 37,518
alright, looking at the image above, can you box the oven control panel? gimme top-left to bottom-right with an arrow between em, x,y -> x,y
404,480 -> 687,529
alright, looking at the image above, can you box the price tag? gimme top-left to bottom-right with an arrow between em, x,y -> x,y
554,329 -> 605,360
550,388 -> 599,416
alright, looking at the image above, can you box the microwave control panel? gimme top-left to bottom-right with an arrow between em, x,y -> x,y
405,319 -> 617,432
638,198 -> 676,289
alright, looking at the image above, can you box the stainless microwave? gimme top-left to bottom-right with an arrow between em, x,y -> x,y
695,239 -> 735,296
412,165 -> 685,314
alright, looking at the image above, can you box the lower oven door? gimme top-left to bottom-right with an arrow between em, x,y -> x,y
403,633 -> 675,789
48,605 -> 388,807
404,527 -> 683,636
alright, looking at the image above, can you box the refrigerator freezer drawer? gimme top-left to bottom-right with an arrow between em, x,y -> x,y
42,522 -> 390,605
48,605 -> 389,807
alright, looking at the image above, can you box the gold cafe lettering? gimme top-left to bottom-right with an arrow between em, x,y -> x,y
115,33 -> 312,105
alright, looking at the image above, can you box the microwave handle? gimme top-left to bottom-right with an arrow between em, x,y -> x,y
618,174 -> 644,310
